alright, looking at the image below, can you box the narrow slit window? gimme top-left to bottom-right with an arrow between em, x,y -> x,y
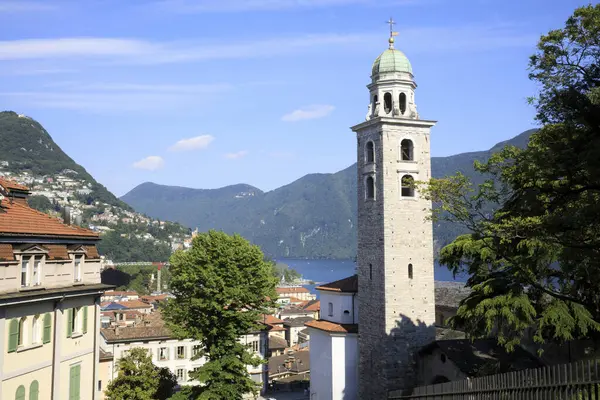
401,175 -> 415,197
401,139 -> 414,161
369,263 -> 372,280
366,141 -> 374,163
384,92 -> 392,114
328,302 -> 334,317
408,263 -> 413,279
399,93 -> 407,115
366,176 -> 375,199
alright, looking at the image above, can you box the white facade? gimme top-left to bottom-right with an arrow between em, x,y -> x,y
101,330 -> 269,393
308,280 -> 359,400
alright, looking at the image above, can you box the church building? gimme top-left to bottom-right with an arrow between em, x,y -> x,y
306,21 -> 437,400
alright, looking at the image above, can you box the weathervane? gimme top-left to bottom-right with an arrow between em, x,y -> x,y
386,17 -> 399,49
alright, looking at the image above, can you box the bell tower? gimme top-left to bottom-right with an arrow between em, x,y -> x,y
352,20 -> 436,399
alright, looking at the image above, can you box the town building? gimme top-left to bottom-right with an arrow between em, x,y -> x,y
283,317 -> 315,347
275,287 -> 316,304
100,312 -> 270,395
0,177 -> 112,400
305,276 -> 359,400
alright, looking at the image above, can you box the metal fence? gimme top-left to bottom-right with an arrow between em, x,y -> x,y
389,359 -> 600,399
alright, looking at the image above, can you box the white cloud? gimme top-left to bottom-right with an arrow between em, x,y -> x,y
0,34 -> 372,64
133,156 -> 165,171
282,104 -> 335,122
0,82 -> 231,113
225,150 -> 249,160
156,0 -> 416,13
0,1 -> 55,12
169,135 -> 215,152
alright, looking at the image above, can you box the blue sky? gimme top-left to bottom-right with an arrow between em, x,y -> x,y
0,0 -> 591,196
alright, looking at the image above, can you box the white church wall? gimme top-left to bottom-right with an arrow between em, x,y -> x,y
319,292 -> 358,325
309,328 -> 333,400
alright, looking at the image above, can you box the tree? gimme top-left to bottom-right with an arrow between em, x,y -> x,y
105,348 -> 177,400
163,230 -> 277,399
422,4 -> 600,351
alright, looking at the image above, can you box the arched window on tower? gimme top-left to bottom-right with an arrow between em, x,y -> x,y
365,141 -> 374,164
401,139 -> 414,161
384,92 -> 392,114
399,93 -> 407,115
408,263 -> 413,279
401,175 -> 415,197
373,94 -> 378,108
366,176 -> 375,200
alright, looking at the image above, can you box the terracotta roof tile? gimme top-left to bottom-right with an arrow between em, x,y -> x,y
45,244 -> 69,260
101,325 -> 172,342
0,178 -> 29,192
268,324 -> 286,332
302,300 -> 320,312
86,245 -> 100,259
316,275 -> 357,293
276,287 -> 310,294
0,200 -> 98,239
119,300 -> 152,309
305,319 -> 358,334
261,314 -> 285,325
0,244 -> 14,261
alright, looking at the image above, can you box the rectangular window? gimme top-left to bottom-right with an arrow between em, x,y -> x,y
73,256 -> 82,282
98,380 -> 102,391
176,368 -> 186,382
328,302 -> 333,317
177,346 -> 185,359
21,256 -> 30,287
71,307 -> 80,334
251,341 -> 259,353
159,347 -> 169,360
32,256 -> 42,286
31,315 -> 40,344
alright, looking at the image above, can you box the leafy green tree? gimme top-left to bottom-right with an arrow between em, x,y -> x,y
163,230 -> 277,399
422,4 -> 600,351
105,348 -> 177,400
27,195 -> 53,213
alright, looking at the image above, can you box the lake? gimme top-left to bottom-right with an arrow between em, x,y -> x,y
276,258 -> 467,295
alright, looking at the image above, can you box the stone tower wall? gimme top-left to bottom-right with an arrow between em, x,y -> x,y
355,118 -> 436,400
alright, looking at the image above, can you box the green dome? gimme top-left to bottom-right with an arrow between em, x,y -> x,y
372,48 -> 413,76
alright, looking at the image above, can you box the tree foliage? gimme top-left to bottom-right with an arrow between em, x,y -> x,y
105,348 -> 177,400
422,4 -> 600,351
163,230 -> 277,399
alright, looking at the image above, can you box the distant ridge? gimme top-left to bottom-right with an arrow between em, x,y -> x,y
122,129 -> 537,259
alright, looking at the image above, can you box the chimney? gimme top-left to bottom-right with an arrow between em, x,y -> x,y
115,325 -> 121,336
62,206 -> 72,225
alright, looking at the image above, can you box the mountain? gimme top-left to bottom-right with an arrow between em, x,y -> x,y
0,111 -> 191,262
0,111 -> 128,210
122,129 -> 538,259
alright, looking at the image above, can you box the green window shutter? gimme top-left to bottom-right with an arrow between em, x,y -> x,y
66,309 -> 73,338
43,313 -> 52,344
15,385 -> 25,400
82,307 -> 88,334
8,319 -> 19,353
69,365 -> 81,400
29,381 -> 39,400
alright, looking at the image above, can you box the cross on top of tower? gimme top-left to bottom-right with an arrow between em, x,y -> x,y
386,17 -> 399,49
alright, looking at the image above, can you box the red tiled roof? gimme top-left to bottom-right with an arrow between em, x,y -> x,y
268,324 -> 286,332
0,200 -> 98,239
305,319 -> 358,334
119,300 -> 152,309
261,314 -> 285,325
0,177 -> 29,192
316,275 -> 358,293
303,300 -> 320,312
0,244 -> 14,261
86,245 -> 100,259
140,294 -> 169,303
276,287 -> 310,294
45,244 -> 69,260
